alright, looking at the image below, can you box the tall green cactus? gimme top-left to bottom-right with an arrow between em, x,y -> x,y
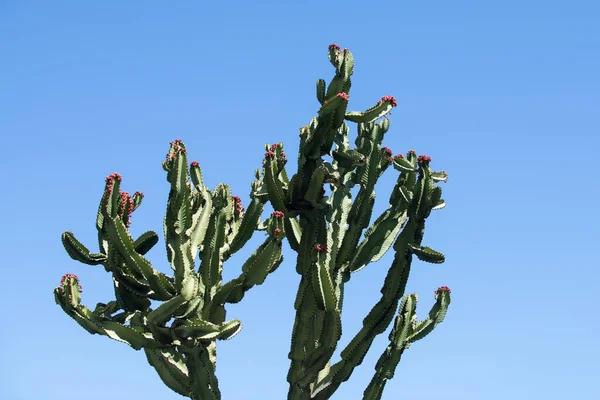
55,44 -> 451,399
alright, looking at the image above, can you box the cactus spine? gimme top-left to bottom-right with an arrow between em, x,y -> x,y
55,45 -> 451,399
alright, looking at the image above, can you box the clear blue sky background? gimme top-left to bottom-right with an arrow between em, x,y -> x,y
1,1 -> 599,399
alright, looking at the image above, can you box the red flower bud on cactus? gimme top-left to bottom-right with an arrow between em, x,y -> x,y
315,244 -> 327,252
265,151 -> 276,158
435,286 -> 451,294
328,43 -> 340,50
383,147 -> 392,155
232,196 -> 245,213
190,161 -> 199,167
394,153 -> 404,159
380,95 -> 398,107
417,154 -> 432,165
105,172 -> 122,182
272,211 -> 285,218
336,92 -> 349,101
408,149 -> 416,155
134,191 -> 144,198
60,273 -> 79,286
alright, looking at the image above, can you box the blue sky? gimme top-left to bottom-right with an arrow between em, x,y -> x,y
1,1 -> 599,399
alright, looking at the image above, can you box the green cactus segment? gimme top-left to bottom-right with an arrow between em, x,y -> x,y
108,216 -> 175,300
62,231 -> 107,265
311,218 -> 420,399
145,347 -> 191,397
316,79 -> 326,105
202,183 -> 232,291
189,161 -> 205,189
264,151 -> 289,214
318,93 -> 349,117
332,149 -> 365,169
407,287 -> 451,344
173,318 -> 241,341
147,295 -> 187,326
363,288 -> 451,399
361,296 -> 416,400
54,275 -> 151,350
312,258 -> 337,312
213,233 -> 284,305
349,207 -> 408,273
226,197 -> 264,257
284,217 -> 302,251
393,155 -> 416,172
304,166 -> 329,209
345,96 -> 397,124
133,230 -> 159,255
181,347 -> 221,400
410,244 -> 445,264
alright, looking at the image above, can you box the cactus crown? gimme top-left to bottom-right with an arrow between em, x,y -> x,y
55,45 -> 451,400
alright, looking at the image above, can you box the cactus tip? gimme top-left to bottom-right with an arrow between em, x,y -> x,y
272,211 -> 285,218
381,95 -> 398,107
105,172 -> 122,182
417,154 -> 432,165
190,161 -> 199,167
435,286 -> 451,294
328,43 -> 340,50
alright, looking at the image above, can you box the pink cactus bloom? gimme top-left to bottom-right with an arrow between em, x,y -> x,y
336,92 -> 349,101
435,286 -> 451,294
380,95 -> 398,107
315,244 -> 327,252
417,154 -> 432,165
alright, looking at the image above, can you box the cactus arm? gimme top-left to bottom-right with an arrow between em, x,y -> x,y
189,188 -> 213,263
181,346 -> 221,400
54,275 -> 153,350
363,288 -> 451,399
107,216 -> 175,300
311,217 -> 419,399
61,231 -> 107,265
225,196 -> 264,258
264,150 -> 290,214
133,230 -> 159,255
284,217 -> 302,251
316,78 -> 326,104
209,184 -> 232,289
406,287 -> 451,343
211,212 -> 285,307
304,165 -> 329,209
348,205 -> 408,273
344,96 -> 397,124
145,347 -> 191,397
361,295 -> 415,400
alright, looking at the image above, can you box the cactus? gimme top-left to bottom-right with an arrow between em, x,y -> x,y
55,45 -> 451,399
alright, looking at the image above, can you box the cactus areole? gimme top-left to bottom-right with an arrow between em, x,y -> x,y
55,45 -> 452,400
